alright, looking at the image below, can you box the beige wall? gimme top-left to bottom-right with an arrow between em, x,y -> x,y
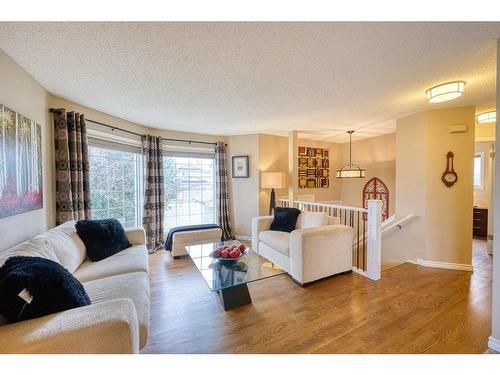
226,134 -> 260,237
258,134 -> 289,215
388,107 -> 475,268
339,133 -> 396,216
294,138 -> 342,202
425,107 -> 475,265
50,95 -> 223,145
0,49 -> 54,251
475,103 -> 496,141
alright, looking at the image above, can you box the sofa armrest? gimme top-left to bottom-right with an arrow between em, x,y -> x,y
0,298 -> 140,354
126,227 -> 146,246
289,224 -> 354,285
251,216 -> 274,253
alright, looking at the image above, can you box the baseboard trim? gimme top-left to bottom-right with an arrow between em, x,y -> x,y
416,258 -> 473,272
234,234 -> 250,241
488,336 -> 500,352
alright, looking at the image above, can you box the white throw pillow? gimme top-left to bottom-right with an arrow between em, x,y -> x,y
0,236 -> 60,267
36,221 -> 86,273
295,211 -> 328,229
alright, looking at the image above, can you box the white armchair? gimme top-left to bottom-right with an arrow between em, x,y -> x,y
252,211 -> 354,286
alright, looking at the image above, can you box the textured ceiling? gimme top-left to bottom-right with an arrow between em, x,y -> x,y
0,22 -> 499,143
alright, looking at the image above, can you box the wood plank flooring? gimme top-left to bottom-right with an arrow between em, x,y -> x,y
142,238 -> 492,354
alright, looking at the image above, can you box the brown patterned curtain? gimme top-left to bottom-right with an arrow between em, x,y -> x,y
142,135 -> 165,253
215,142 -> 234,240
53,109 -> 91,225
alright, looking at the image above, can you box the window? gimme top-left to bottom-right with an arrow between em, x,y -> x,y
474,153 -> 484,190
88,143 -> 142,228
163,155 -> 216,232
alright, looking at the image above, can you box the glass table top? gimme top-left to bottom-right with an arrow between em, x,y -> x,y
185,240 -> 287,292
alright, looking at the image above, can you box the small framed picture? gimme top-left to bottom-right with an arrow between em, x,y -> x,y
232,156 -> 249,178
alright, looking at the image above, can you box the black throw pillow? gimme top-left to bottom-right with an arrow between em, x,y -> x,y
270,207 -> 301,233
0,256 -> 91,322
75,219 -> 132,262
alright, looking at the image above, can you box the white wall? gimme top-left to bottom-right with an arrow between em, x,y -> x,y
490,37 -> 500,351
0,49 -> 53,251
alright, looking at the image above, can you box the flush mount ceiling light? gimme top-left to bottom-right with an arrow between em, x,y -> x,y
336,130 -> 365,179
476,110 -> 496,124
426,81 -> 465,103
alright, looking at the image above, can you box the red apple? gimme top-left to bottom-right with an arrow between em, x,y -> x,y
238,244 -> 246,251
221,249 -> 230,258
229,249 -> 240,259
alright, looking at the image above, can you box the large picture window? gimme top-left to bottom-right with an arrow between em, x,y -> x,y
163,155 -> 216,232
88,143 -> 142,228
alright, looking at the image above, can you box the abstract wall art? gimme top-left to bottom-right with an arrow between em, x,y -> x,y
298,146 -> 329,188
0,104 -> 43,219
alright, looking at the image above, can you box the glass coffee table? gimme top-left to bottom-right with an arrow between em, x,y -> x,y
185,240 -> 287,310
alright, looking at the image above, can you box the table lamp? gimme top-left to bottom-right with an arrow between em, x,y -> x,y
261,172 -> 286,215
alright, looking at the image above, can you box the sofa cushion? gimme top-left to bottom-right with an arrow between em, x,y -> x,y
270,207 -> 301,233
0,256 -> 90,323
74,245 -> 148,283
296,211 -> 328,229
76,219 -> 131,262
83,272 -> 150,349
36,221 -> 87,273
0,237 -> 60,267
259,230 -> 290,256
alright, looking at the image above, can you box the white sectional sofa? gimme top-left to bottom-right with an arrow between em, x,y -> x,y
0,221 -> 149,354
252,211 -> 354,286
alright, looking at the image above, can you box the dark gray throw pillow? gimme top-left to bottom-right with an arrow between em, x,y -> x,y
270,207 -> 301,233
0,256 -> 91,322
75,218 -> 131,262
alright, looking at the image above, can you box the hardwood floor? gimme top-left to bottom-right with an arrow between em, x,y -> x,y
142,238 -> 492,354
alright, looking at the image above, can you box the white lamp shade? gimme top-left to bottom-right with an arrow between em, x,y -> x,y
426,81 -> 465,103
261,172 -> 286,189
476,111 -> 496,124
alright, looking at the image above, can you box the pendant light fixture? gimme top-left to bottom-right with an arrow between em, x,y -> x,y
476,110 -> 496,124
426,81 -> 465,103
336,130 -> 365,179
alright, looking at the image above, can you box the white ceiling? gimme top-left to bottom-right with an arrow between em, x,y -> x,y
0,22 -> 499,143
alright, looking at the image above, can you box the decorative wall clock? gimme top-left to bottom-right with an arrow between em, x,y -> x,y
441,151 -> 458,187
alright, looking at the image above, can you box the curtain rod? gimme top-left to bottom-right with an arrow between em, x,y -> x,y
49,108 -> 221,147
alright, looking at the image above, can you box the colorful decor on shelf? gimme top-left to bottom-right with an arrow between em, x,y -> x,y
0,104 -> 43,219
298,147 -> 329,188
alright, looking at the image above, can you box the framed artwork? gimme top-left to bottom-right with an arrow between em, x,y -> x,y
0,104 -> 43,219
232,155 -> 249,178
298,146 -> 330,189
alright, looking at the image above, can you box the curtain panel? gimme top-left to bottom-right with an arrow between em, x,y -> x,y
142,135 -> 165,252
53,109 -> 92,225
215,142 -> 234,240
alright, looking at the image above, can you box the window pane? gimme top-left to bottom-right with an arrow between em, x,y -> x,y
474,155 -> 483,188
163,156 -> 216,233
89,145 -> 140,228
